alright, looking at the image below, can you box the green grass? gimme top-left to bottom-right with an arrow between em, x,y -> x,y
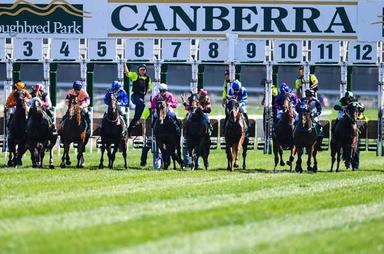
0,147 -> 383,254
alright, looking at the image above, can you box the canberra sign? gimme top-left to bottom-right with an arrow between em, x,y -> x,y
0,0 -> 384,41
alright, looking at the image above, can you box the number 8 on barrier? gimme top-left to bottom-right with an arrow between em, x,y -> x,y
125,39 -> 154,61
199,39 -> 228,62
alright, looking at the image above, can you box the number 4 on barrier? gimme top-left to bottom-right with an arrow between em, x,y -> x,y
126,39 -> 154,61
52,39 -> 80,60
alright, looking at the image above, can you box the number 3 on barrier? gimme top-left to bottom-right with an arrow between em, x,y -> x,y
52,39 -> 80,60
0,39 -> 5,60
126,39 -> 154,61
15,38 -> 42,60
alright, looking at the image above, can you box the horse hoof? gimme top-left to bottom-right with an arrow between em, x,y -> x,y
49,165 -> 55,169
98,165 -> 104,169
234,163 -> 239,168
313,166 -> 318,173
7,160 -> 13,167
60,163 -> 66,168
66,161 -> 71,166
307,167 -> 313,172
280,161 -> 285,167
77,165 -> 84,169
286,161 -> 291,166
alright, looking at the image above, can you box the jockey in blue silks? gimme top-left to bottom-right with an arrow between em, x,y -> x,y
103,81 -> 129,128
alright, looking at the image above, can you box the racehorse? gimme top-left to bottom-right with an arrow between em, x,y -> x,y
7,89 -> 28,167
224,99 -> 248,171
26,97 -> 57,169
330,102 -> 359,172
272,95 -> 295,172
291,103 -> 319,173
58,96 -> 89,168
154,100 -> 183,170
98,92 -> 128,169
183,98 -> 211,170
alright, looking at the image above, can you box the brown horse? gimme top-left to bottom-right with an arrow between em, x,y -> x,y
7,89 -> 28,167
330,102 -> 359,172
154,100 -> 183,170
98,92 -> 128,169
224,99 -> 248,171
59,97 -> 89,168
291,103 -> 319,173
272,95 -> 295,172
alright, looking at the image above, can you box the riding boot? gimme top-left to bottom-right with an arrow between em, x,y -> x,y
243,112 -> 250,137
7,114 -> 14,128
84,111 -> 91,136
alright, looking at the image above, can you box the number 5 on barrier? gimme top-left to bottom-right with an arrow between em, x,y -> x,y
88,39 -> 116,60
125,39 -> 154,61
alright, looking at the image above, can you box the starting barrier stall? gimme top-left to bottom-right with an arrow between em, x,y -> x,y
2,36 -> 384,169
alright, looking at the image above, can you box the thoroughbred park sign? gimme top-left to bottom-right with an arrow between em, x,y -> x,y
0,0 -> 384,40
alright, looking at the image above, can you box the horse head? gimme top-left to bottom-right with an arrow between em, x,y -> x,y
298,103 -> 312,129
107,92 -> 119,121
345,102 -> 359,123
30,97 -> 44,118
156,100 -> 168,125
14,89 -> 27,111
281,95 -> 294,125
226,99 -> 241,123
68,97 -> 82,126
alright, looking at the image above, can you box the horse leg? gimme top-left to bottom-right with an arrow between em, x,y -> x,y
107,144 -> 112,169
242,137 -> 248,170
7,139 -> 14,167
295,147 -> 303,173
226,145 -> 232,171
330,142 -> 336,172
76,143 -> 84,168
60,143 -> 69,168
48,135 -> 57,169
99,142 -> 105,169
110,143 -> 118,169
273,140 -> 279,172
307,146 -> 313,172
336,149 -> 342,173
312,145 -> 318,173
288,145 -> 296,172
121,140 -> 128,169
30,145 -> 37,168
233,144 -> 239,169
194,145 -> 199,170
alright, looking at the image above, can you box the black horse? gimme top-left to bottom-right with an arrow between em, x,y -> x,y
58,96 -> 90,168
330,102 -> 359,172
291,103 -> 320,173
272,96 -> 295,172
183,99 -> 211,170
98,92 -> 128,169
154,100 -> 183,170
7,89 -> 28,167
26,98 -> 57,169
224,99 -> 248,171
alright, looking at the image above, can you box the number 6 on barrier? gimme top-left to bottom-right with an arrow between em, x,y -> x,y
15,38 -> 42,60
126,39 -> 154,61
162,39 -> 190,62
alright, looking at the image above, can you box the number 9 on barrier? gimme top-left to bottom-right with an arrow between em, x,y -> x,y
274,40 -> 302,63
15,38 -> 42,60
125,39 -> 154,61
162,39 -> 190,62
236,39 -> 266,63
199,39 -> 228,62
88,39 -> 116,60
52,39 -> 80,60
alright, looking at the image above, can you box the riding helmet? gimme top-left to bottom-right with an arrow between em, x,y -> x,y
137,64 -> 147,71
344,91 -> 354,98
305,89 -> 314,97
33,83 -> 44,92
279,82 -> 289,93
224,70 -> 229,75
231,80 -> 242,90
15,81 -> 25,90
199,89 -> 208,96
73,80 -> 83,90
111,81 -> 122,90
158,83 -> 168,91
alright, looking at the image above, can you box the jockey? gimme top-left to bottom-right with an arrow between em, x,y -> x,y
63,80 -> 91,135
334,91 -> 356,120
151,83 -> 180,132
222,70 -> 231,107
103,81 -> 129,128
295,65 -> 319,98
5,81 -> 31,126
227,80 -> 249,128
296,89 -> 322,125
30,83 -> 56,134
124,63 -> 152,135
273,82 -> 299,122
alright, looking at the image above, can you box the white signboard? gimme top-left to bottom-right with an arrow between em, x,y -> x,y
0,39 -> 5,60
348,42 -> 378,64
274,40 -> 302,63
199,39 -> 228,62
236,39 -> 265,62
125,39 -> 153,61
15,38 -> 42,60
311,41 -> 340,64
52,39 -> 80,60
88,39 -> 116,60
162,39 -> 190,62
